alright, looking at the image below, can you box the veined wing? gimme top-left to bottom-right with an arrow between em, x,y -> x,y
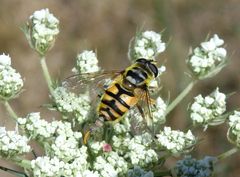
62,70 -> 124,95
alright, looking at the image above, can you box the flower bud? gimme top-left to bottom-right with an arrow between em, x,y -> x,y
187,34 -> 227,79
0,54 -> 23,100
23,8 -> 59,56
227,111 -> 240,147
72,50 -> 100,74
190,88 -> 226,129
174,155 -> 217,177
127,166 -> 154,177
128,30 -> 166,62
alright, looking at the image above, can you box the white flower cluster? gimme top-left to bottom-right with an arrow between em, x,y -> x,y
17,112 -> 56,140
72,50 -> 100,73
50,121 -> 82,162
29,8 -> 59,55
31,146 -> 99,177
0,54 -> 23,100
31,156 -> 65,177
190,88 -> 226,128
53,87 -> 91,124
174,155 -> 217,177
113,116 -> 131,135
129,30 -> 166,61
156,127 -> 196,155
93,151 -> 128,177
187,34 -> 227,79
152,97 -> 167,124
227,111 -> 240,147
18,113 -> 84,161
127,166 -> 154,177
113,133 -> 158,167
0,127 -> 30,158
89,141 -> 106,155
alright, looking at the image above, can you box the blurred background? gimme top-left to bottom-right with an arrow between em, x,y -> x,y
0,0 -> 240,176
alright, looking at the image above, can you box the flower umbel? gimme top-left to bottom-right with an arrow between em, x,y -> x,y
174,155 -> 217,177
72,50 -> 100,74
0,54 -> 23,100
190,87 -> 226,128
128,30 -> 166,61
187,34 -> 227,79
23,8 -> 59,56
227,111 -> 240,147
0,127 -> 31,158
52,87 -> 91,124
127,166 -> 154,177
17,112 -> 57,140
155,127 -> 196,155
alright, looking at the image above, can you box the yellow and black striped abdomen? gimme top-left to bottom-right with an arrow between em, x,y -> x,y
98,83 -> 138,121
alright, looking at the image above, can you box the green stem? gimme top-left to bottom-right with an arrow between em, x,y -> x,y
4,101 -> 18,120
154,170 -> 172,177
217,147 -> 238,161
165,80 -> 197,116
13,157 -> 31,169
40,56 -> 54,95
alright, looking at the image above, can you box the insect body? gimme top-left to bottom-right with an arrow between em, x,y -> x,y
83,58 -> 159,144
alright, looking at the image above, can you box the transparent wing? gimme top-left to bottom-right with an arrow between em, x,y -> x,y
62,70 -> 123,95
134,87 -> 155,128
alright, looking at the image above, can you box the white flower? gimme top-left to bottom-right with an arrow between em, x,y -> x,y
27,8 -> 59,55
18,112 -> 56,139
113,116 -> 131,135
72,50 -> 100,73
0,127 -> 31,157
52,87 -> 91,124
49,122 -> 83,162
31,156 -> 65,177
93,151 -> 128,177
89,141 -> 106,154
128,30 -> 166,61
227,111 -> 240,147
113,132 -> 158,167
0,54 -> 23,100
187,34 -> 227,79
0,53 -> 11,66
31,152 -> 95,177
156,127 -> 196,155
190,88 -> 226,128
152,97 -> 167,124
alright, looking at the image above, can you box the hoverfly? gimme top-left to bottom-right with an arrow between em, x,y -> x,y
64,58 -> 159,144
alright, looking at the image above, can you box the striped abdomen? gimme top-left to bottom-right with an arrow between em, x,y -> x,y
98,83 -> 138,121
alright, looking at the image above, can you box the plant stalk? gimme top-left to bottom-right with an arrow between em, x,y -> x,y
165,80 -> 197,116
13,157 -> 31,169
40,56 -> 54,95
4,101 -> 18,120
217,147 -> 238,161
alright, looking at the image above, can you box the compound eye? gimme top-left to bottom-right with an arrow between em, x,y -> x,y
148,63 -> 158,77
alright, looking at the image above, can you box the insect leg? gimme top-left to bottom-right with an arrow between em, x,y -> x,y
83,117 -> 104,144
